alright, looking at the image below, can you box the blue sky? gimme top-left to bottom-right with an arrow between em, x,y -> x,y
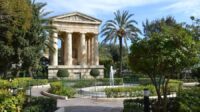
37,0 -> 200,45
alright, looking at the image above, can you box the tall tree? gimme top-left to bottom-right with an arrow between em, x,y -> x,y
0,0 -> 32,77
101,10 -> 140,76
20,1 -> 53,77
189,16 -> 200,41
129,18 -> 199,112
143,16 -> 177,38
0,0 -> 53,77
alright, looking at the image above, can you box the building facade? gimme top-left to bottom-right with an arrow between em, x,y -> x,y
48,12 -> 104,79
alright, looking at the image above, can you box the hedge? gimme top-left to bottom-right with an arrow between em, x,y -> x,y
105,80 -> 182,98
23,97 -> 57,112
123,99 -> 144,112
123,98 -> 179,112
105,85 -> 156,98
49,82 -> 76,98
63,78 -> 123,88
0,78 -> 48,89
177,87 -> 200,112
0,89 -> 25,111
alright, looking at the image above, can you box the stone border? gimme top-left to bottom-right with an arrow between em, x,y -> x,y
183,82 -> 199,86
79,84 -> 139,97
41,91 -> 68,100
93,93 -> 177,101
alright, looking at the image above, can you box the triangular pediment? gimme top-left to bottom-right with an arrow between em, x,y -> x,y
51,12 -> 101,24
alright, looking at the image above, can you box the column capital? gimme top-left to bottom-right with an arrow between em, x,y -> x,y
80,31 -> 87,34
65,31 -> 73,34
52,32 -> 58,38
93,32 -> 99,35
52,29 -> 59,33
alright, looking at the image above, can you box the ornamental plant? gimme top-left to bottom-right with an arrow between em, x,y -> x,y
90,68 -> 100,78
57,69 -> 69,78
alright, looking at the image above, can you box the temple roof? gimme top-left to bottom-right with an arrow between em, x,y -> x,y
50,12 -> 101,24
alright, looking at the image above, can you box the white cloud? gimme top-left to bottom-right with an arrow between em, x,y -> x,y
163,0 -> 200,17
41,0 -> 164,16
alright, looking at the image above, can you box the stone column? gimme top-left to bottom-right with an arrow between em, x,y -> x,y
64,32 -> 72,65
80,32 -> 87,65
87,38 -> 91,65
90,37 -> 94,65
50,32 -> 58,66
61,40 -> 64,64
93,34 -> 99,65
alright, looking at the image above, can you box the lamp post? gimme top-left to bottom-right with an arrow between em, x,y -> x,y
8,77 -> 13,93
144,88 -> 150,112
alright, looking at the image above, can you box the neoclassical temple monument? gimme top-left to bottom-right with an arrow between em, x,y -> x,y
48,12 -> 104,79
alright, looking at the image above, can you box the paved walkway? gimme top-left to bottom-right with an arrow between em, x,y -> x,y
63,106 -> 123,112
31,86 -> 123,112
30,82 -> 200,112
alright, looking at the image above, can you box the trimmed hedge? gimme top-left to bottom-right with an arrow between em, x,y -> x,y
71,78 -> 123,88
0,78 -> 48,89
57,69 -> 69,78
105,80 -> 182,98
123,98 -> 179,112
49,82 -> 76,98
105,85 -> 156,98
90,68 -> 100,78
23,97 -> 57,112
123,99 -> 143,112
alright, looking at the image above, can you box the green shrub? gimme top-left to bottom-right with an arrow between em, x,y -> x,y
124,98 -> 179,112
0,90 -> 25,111
138,78 -> 152,85
57,69 -> 69,78
71,78 -> 123,88
105,85 -> 156,98
0,78 -> 48,89
123,76 -> 139,84
23,97 -> 57,112
177,87 -> 200,112
49,82 -> 76,98
123,99 -> 143,112
191,67 -> 200,83
90,68 -> 100,78
98,78 -> 123,85
168,80 -> 182,92
29,79 -> 48,86
72,80 -> 94,88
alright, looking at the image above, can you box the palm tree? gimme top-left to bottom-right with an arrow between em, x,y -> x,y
101,10 -> 140,76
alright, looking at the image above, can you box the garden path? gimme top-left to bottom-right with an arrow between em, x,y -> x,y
31,86 -> 123,112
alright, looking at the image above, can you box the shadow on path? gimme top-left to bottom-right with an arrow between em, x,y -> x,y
64,106 -> 123,112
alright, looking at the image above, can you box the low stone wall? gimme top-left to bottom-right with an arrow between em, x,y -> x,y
48,65 -> 104,79
79,84 -> 139,98
41,91 -> 68,100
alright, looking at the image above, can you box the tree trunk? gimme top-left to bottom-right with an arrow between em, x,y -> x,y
16,70 -> 20,77
163,79 -> 169,112
119,37 -> 123,77
28,67 -> 33,77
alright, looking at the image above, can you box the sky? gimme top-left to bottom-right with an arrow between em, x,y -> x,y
37,0 -> 200,45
